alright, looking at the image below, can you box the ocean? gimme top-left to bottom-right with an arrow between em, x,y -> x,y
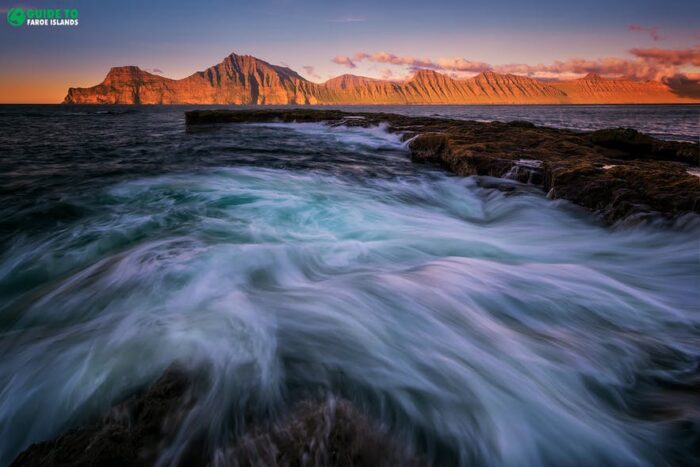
0,104 -> 699,466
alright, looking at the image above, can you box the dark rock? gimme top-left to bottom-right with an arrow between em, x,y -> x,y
409,134 -> 450,163
10,366 -> 199,467
588,128 -> 655,154
588,128 -> 699,166
11,367 -> 421,467
228,399 -> 421,467
185,109 -> 700,224
508,120 -> 536,128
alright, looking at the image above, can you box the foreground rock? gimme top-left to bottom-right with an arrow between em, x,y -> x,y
185,109 -> 700,224
12,367 -> 420,467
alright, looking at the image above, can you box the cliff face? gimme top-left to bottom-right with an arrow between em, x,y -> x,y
549,73 -> 686,104
63,53 -> 699,104
64,55 -> 321,105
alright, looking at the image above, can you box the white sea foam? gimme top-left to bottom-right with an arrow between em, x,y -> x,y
0,123 -> 698,466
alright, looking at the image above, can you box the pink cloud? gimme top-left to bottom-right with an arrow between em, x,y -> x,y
495,47 -> 700,81
332,55 -> 357,68
494,57 -> 680,81
629,45 -> 700,66
628,24 -> 664,41
434,58 -> 492,73
302,65 -> 321,80
331,45 -> 700,83
336,51 -> 491,73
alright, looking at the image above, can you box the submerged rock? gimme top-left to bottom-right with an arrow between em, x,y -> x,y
185,109 -> 700,224
10,367 -> 198,467
11,367 -> 421,467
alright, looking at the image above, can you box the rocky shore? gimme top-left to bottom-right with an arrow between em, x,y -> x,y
11,109 -> 699,466
187,109 -> 700,224
12,367 -> 421,467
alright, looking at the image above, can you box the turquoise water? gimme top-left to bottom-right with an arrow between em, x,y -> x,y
0,106 -> 699,465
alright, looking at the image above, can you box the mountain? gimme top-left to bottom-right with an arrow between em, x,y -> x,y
64,55 -> 321,104
549,73 -> 688,104
63,52 -> 699,105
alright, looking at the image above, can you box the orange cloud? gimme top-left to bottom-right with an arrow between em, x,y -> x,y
379,68 -> 393,80
628,24 -> 663,41
629,45 -> 700,66
495,57 -> 680,81
302,65 -> 321,80
332,45 -> 700,83
336,51 -> 491,73
332,55 -> 357,68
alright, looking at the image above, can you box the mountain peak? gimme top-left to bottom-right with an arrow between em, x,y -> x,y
412,69 -> 441,77
323,74 -> 386,92
581,72 -> 604,81
473,70 -> 511,82
63,52 -> 698,104
103,66 -> 156,85
409,69 -> 450,83
108,65 -> 143,73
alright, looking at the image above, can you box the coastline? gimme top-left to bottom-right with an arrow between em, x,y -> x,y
185,108 -> 700,225
7,107 -> 700,466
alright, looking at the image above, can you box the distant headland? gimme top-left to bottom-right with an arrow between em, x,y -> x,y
63,52 -> 700,105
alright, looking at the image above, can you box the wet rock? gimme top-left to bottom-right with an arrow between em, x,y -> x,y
185,109 -> 700,224
588,128 -> 655,153
11,367 -> 421,467
504,160 -> 544,184
10,366 -> 200,467
588,128 -> 699,165
507,120 -> 536,128
227,399 -> 421,467
408,134 -> 450,163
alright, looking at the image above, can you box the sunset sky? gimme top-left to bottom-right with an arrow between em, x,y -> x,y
1,0 -> 699,103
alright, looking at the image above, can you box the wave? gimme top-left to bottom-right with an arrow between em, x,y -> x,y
1,160 -> 698,465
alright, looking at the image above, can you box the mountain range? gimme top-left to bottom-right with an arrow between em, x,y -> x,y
63,52 -> 700,105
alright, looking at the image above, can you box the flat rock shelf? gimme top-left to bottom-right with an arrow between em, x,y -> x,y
186,108 -> 700,225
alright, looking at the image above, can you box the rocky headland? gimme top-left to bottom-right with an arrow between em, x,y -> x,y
63,53 -> 700,104
185,109 -> 700,225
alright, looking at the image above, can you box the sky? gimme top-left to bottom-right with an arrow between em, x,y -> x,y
0,0 -> 699,103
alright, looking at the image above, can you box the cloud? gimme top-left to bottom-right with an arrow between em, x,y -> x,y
332,55 -> 357,68
379,68 -> 393,80
336,51 -> 491,73
331,45 -> 700,83
434,57 -> 492,73
302,65 -> 321,80
327,17 -> 366,23
629,45 -> 700,66
628,24 -> 663,41
495,57 -> 687,81
497,58 -> 651,81
143,68 -> 164,74
486,46 -> 700,81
